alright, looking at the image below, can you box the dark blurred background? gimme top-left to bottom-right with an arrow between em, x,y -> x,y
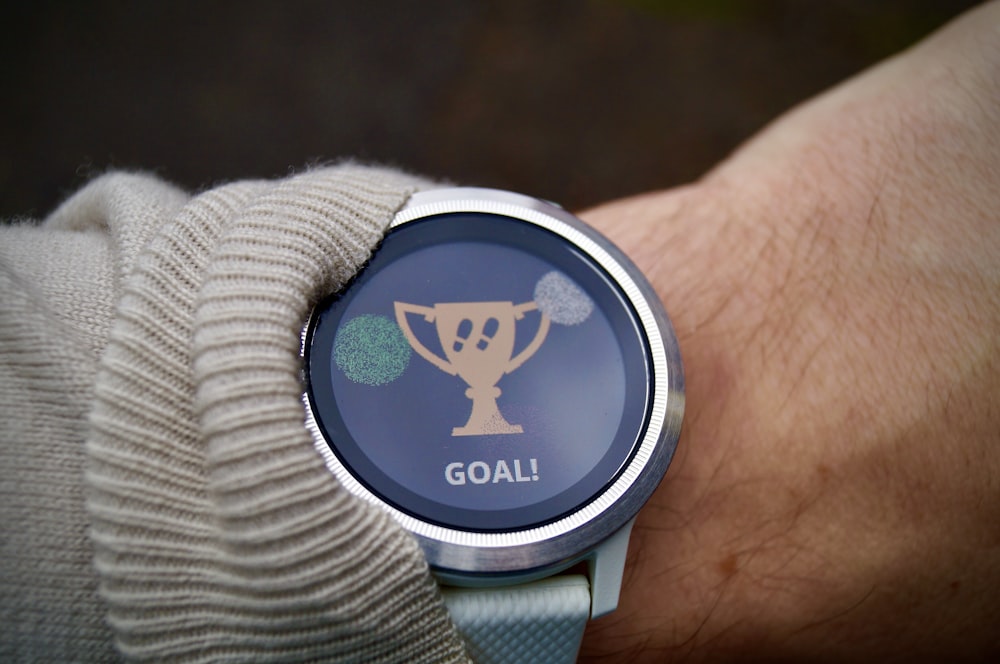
0,0 -> 980,219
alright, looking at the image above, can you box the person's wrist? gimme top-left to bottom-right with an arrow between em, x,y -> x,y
582,168 -> 999,663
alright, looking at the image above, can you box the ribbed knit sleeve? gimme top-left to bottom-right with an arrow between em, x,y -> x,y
1,166 -> 470,663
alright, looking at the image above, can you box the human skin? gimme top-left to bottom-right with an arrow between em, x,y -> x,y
577,3 -> 1000,661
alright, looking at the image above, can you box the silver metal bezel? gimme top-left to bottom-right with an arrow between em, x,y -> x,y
302,187 -> 684,580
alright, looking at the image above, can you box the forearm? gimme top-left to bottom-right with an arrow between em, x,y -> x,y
578,4 -> 1000,660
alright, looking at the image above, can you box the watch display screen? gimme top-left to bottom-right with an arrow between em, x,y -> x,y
306,213 -> 651,532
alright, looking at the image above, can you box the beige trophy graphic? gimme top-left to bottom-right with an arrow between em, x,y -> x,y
394,300 -> 550,436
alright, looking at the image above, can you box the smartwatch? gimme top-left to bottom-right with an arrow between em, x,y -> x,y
302,188 -> 684,663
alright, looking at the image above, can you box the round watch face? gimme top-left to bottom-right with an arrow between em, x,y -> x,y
303,188 -> 683,575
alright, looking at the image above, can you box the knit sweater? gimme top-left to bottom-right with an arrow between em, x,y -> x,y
0,166 -> 470,662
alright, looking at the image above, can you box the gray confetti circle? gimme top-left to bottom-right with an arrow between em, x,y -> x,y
533,271 -> 594,325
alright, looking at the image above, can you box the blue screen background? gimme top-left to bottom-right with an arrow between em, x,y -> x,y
329,241 -> 627,512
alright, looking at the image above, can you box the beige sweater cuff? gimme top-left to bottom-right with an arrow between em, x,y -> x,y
1,166 -> 470,662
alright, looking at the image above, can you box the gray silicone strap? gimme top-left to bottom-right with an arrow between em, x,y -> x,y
442,575 -> 591,664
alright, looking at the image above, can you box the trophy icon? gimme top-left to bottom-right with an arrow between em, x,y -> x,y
394,300 -> 551,436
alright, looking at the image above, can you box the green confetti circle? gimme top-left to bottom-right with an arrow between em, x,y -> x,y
334,314 -> 411,386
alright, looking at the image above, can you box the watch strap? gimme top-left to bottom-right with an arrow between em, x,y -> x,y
442,575 -> 591,664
